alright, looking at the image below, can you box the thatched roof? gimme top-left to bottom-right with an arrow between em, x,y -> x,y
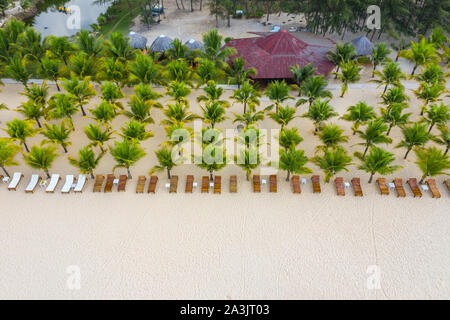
351,35 -> 373,56
128,32 -> 147,49
185,39 -> 204,51
150,35 -> 174,52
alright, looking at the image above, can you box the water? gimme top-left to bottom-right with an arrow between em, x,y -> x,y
25,0 -> 110,37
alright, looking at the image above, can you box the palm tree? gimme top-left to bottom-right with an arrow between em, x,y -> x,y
151,147 -> 179,179
89,101 -> 117,125
47,35 -> 75,65
415,63 -> 446,85
302,99 -> 338,134
201,29 -> 236,66
4,118 -> 38,152
69,52 -> 98,80
355,118 -> 392,157
161,102 -> 196,126
15,100 -> 46,128
100,81 -> 125,111
41,121 -> 72,153
69,146 -> 105,179
372,62 -> 406,94
231,80 -> 261,114
110,139 -> 146,179
75,29 -> 103,57
23,145 -> 59,179
371,43 -> 391,77
194,143 -> 227,181
279,147 -> 312,181
279,127 -> 303,150
326,42 -> 356,76
415,147 -> 450,184
0,138 -> 21,177
399,38 -> 438,75
197,80 -> 227,105
129,52 -> 163,85
290,63 -> 317,96
200,101 -> 228,128
356,147 -> 401,183
233,110 -> 265,128
104,32 -> 135,62
432,125 -> 450,156
46,94 -> 78,130
317,123 -> 349,150
268,105 -> 298,130
414,82 -> 445,115
5,55 -> 31,87
40,56 -> 62,91
396,123 -> 431,159
120,119 -> 154,141
18,27 -> 47,67
297,75 -> 332,106
84,123 -> 113,152
166,59 -> 193,83
195,58 -> 222,85
311,147 -> 353,183
391,37 -> 410,62
341,101 -> 376,135
166,38 -> 189,60
422,103 -> 450,133
336,61 -> 361,98
62,77 -> 97,117
134,83 -> 162,102
265,80 -> 292,112
381,86 -> 409,109
235,148 -> 261,181
380,103 -> 411,136
97,57 -> 129,88
166,81 -> 191,104
226,56 -> 256,88
21,82 -> 49,106
124,95 -> 156,123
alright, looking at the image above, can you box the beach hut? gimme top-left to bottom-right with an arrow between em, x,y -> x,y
351,35 -> 374,56
150,35 -> 174,52
185,39 -> 204,52
128,32 -> 148,49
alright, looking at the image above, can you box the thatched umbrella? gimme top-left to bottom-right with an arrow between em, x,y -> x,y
351,35 -> 374,56
150,35 -> 174,52
128,32 -> 148,49
185,39 -> 205,52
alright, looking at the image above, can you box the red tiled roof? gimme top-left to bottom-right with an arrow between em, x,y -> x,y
223,31 -> 335,79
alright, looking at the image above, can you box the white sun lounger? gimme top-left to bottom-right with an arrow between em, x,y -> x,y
74,175 -> 87,192
46,174 -> 61,193
61,175 -> 75,193
7,172 -> 24,191
25,174 -> 41,193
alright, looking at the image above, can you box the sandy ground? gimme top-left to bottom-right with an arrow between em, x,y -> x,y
0,57 -> 449,298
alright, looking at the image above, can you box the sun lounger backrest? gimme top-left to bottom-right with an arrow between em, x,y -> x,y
46,174 -> 61,193
253,175 -> 261,193
117,175 -> 127,192
214,176 -> 221,194
61,175 -> 75,193
104,174 -> 114,192
185,175 -> 194,193
74,174 -> 87,192
8,172 -> 23,191
201,176 -> 209,193
393,178 -> 405,197
93,175 -> 105,192
169,176 -> 178,193
269,175 -> 277,193
292,175 -> 301,194
407,178 -> 422,198
136,176 -> 146,193
426,179 -> 441,198
376,178 -> 389,195
351,178 -> 363,196
148,176 -> 158,193
311,175 -> 321,193
229,175 -> 237,193
335,177 -> 345,196
25,174 -> 41,193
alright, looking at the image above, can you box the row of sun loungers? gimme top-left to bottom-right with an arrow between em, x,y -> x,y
3,172 -> 449,197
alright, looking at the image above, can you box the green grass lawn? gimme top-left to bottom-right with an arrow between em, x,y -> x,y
99,5 -> 140,38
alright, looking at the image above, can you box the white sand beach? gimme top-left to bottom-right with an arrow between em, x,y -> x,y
0,74 -> 449,299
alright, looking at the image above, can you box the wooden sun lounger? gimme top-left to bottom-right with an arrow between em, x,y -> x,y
25,174 -> 41,193
61,175 -> 76,194
253,175 -> 261,193
214,176 -> 221,194
185,175 -> 194,193
46,174 -> 61,193
7,172 -> 24,191
104,174 -> 115,193
292,175 -> 301,194
392,178 -> 406,197
444,179 -> 450,193
335,177 -> 345,196
311,175 -> 321,193
407,178 -> 422,198
136,176 -> 146,193
201,176 -> 209,193
229,175 -> 237,193
351,178 -> 363,196
169,175 -> 178,193
426,179 -> 441,198
269,175 -> 277,193
117,175 -> 127,192
148,175 -> 158,193
93,175 -> 105,192
74,174 -> 87,192
376,178 -> 389,195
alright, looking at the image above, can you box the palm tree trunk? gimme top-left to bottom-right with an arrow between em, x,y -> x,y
363,145 -> 369,157
1,165 -> 10,177
243,102 -> 246,114
175,0 -> 179,10
445,145 -> 449,155
383,84 -> 388,94
167,168 -> 171,179
35,117 -> 42,128
200,0 -> 202,11
386,123 -> 393,136
180,0 -> 185,10
190,0 -> 193,11
127,167 -> 132,179
90,172 -> 95,179
45,170 -> 50,179
246,173 -> 249,181
411,64 -> 418,75
80,105 -> 86,117
428,122 -> 435,133
286,170 -> 290,182
419,174 -> 427,184
209,171 -> 213,182
404,148 -> 412,159
372,65 -> 376,78
62,144 -> 68,153
368,172 -> 374,184
227,14 -> 231,27
23,141 -> 30,153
